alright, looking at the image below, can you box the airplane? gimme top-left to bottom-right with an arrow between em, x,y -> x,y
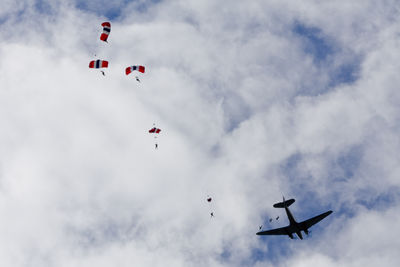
256,197 -> 332,240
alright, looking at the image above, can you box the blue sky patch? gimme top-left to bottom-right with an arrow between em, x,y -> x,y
337,145 -> 363,179
253,236 -> 294,264
355,186 -> 400,211
34,0 -> 54,15
218,247 -> 232,262
0,16 -> 7,25
293,23 -> 335,63
75,1 -> 127,20
293,22 -> 361,93
75,0 -> 161,20
328,60 -> 360,87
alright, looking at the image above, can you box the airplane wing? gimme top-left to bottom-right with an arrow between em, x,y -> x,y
299,210 -> 333,230
256,226 -> 292,236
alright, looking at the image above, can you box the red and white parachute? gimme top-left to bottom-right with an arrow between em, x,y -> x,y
149,127 -> 161,134
125,65 -> 145,75
89,60 -> 109,68
100,22 -> 111,42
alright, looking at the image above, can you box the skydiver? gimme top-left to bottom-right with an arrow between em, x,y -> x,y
101,70 -> 105,76
155,143 -> 158,149
259,225 -> 263,230
269,218 -> 273,223
210,212 -> 214,218
276,216 -> 279,220
135,76 -> 140,82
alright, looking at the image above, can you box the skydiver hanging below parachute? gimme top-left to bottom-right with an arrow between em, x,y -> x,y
126,65 -> 145,82
89,59 -> 109,76
149,124 -> 161,149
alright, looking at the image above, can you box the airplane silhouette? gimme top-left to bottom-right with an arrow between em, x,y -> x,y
256,197 -> 332,239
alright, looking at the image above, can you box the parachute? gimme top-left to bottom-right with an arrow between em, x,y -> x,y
125,65 -> 145,75
89,60 -> 108,69
149,127 -> 161,134
100,22 -> 111,42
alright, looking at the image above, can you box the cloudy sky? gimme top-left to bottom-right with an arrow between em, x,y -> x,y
1,0 -> 400,266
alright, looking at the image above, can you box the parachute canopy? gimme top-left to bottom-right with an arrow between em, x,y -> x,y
126,65 -> 145,75
149,127 -> 161,134
100,22 -> 111,42
89,60 -> 109,68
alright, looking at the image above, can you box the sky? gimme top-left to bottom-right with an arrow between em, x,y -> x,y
1,0 -> 400,266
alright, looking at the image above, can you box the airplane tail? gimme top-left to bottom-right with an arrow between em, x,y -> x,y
273,198 -> 295,208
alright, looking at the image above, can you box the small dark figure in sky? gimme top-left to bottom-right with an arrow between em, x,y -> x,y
210,212 -> 214,218
135,76 -> 140,82
259,225 -> 263,230
276,216 -> 279,220
101,70 -> 105,76
269,218 -> 273,223
155,143 -> 158,149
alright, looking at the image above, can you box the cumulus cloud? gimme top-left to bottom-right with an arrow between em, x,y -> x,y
1,0 -> 400,266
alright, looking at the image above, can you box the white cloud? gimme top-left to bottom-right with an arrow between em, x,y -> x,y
1,0 -> 400,266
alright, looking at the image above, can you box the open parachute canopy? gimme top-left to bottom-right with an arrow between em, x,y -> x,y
100,22 -> 111,42
89,60 -> 108,68
149,127 -> 161,134
126,65 -> 145,75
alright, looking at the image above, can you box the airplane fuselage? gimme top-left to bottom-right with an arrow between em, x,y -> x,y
284,205 -> 304,240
